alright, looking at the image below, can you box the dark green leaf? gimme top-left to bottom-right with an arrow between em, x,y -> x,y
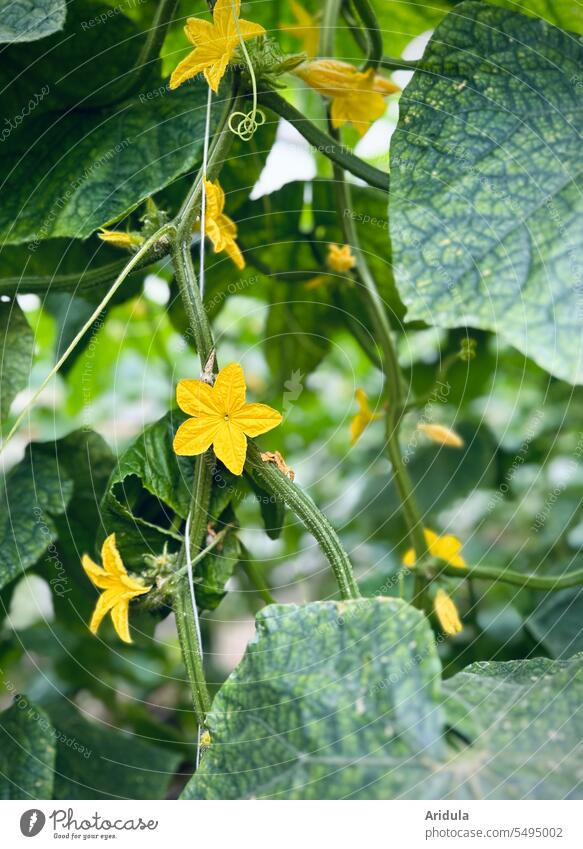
0,696 -> 55,799
528,586 -> 583,659
488,0 -> 583,33
0,299 -> 34,419
0,0 -> 66,43
390,1 -> 583,383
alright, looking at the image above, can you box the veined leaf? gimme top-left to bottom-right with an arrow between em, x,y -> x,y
183,598 -> 583,799
390,1 -> 583,384
0,0 -> 66,43
0,299 -> 34,419
488,0 -> 583,34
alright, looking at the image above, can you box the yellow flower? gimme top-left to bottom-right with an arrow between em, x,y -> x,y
280,0 -> 320,58
82,534 -> 151,644
203,179 -> 245,269
417,423 -> 464,448
169,0 -> 265,93
403,528 -> 466,569
434,589 -> 463,636
98,229 -> 143,250
351,388 -> 382,444
327,243 -> 356,273
173,363 -> 282,475
294,59 -> 400,136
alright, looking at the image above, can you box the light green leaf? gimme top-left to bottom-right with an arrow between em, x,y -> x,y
390,1 -> 583,384
0,696 -> 55,799
0,2 -> 213,243
488,0 -> 583,34
0,0 -> 66,43
183,598 -> 583,799
0,299 -> 34,419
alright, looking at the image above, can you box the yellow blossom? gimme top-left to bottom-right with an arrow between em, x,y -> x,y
173,363 -> 282,475
203,179 -> 245,269
434,589 -> 463,636
294,59 -> 400,136
351,388 -> 382,444
280,0 -> 320,58
417,423 -> 464,448
169,0 -> 265,93
98,229 -> 143,250
82,534 -> 151,644
403,528 -> 466,569
327,243 -> 356,273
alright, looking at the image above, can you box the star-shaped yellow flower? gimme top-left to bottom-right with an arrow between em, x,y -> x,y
169,0 -> 265,93
280,0 -> 320,58
434,589 -> 463,635
351,388 -> 382,444
403,528 -> 466,569
173,363 -> 282,475
203,179 -> 245,269
295,59 -> 400,137
82,534 -> 151,644
327,243 -> 356,273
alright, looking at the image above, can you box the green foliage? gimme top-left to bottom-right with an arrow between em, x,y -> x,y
0,299 -> 34,419
390,0 -> 583,384
0,696 -> 55,799
0,0 -> 66,43
185,598 -> 583,798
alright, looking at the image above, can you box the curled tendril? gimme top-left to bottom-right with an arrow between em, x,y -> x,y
228,107 -> 265,141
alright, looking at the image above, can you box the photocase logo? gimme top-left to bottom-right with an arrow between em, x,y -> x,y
20,809 -> 46,837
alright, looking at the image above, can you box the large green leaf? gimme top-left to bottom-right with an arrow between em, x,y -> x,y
0,696 -> 55,799
488,0 -> 583,34
389,1 -> 583,384
0,0 -> 66,43
47,702 -> 182,799
0,2 -> 212,243
527,586 -> 583,658
0,444 -> 73,590
0,299 -> 34,419
183,598 -> 583,799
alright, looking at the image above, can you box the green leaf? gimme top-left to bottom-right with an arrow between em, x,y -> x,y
47,702 -> 182,800
101,411 -> 193,569
390,1 -> 583,384
183,598 -> 583,799
487,0 -> 583,34
182,598 -> 445,799
0,696 -> 55,799
527,586 -> 583,659
0,0 -> 66,43
0,299 -> 34,419
0,2 -> 213,243
0,444 -> 73,590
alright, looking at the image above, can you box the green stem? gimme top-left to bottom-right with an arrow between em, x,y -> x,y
380,56 -> 420,72
246,443 -> 360,600
350,0 -> 383,69
438,563 -> 583,591
258,89 -> 389,192
171,238 -> 214,363
239,552 -> 276,606
320,0 -> 342,56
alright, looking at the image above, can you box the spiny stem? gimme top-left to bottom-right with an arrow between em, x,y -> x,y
258,89 -> 390,192
245,442 -> 360,600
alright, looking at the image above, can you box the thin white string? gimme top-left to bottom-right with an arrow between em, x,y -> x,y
199,86 -> 212,299
184,508 -> 205,768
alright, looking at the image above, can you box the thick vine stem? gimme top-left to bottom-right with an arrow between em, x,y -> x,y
258,89 -> 390,192
171,238 -> 215,364
245,442 -> 360,600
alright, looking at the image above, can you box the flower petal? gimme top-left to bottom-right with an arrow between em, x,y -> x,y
169,47 -> 220,90
204,52 -> 231,93
214,0 -> 240,35
82,554 -> 115,590
101,533 -> 128,579
237,18 -> 266,41
184,17 -> 216,46
232,402 -> 282,437
111,598 -> 132,643
224,237 -> 245,269
214,363 -> 246,413
173,417 -> 221,456
89,588 -> 124,635
213,420 -> 247,475
176,378 -> 218,417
